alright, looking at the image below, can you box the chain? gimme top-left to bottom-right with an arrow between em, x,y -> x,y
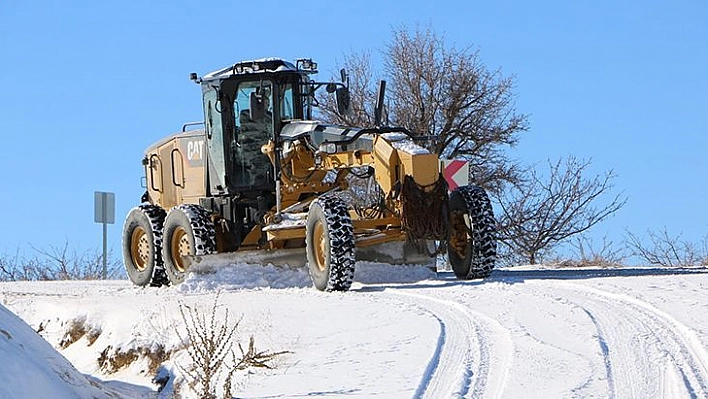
401,174 -> 449,241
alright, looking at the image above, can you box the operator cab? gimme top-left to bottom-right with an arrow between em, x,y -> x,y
195,59 -> 317,198
186,58 -> 349,252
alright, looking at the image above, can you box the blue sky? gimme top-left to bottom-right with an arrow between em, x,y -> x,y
1,1 -> 706,260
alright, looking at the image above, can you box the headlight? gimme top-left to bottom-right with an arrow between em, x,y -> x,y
318,142 -> 337,154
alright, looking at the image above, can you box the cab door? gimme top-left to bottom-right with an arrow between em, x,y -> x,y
231,80 -> 275,189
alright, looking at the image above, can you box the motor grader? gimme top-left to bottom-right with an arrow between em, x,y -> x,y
122,58 -> 497,291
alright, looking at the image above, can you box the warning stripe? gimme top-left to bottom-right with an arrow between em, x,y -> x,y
444,160 -> 467,190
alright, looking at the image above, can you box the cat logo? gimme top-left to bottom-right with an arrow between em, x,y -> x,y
187,140 -> 204,161
182,139 -> 205,167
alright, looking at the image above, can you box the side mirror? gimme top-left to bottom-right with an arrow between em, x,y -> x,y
336,87 -> 350,115
250,92 -> 266,120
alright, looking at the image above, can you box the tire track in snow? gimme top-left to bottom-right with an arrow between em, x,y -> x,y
579,307 -> 616,397
385,290 -> 512,398
528,281 -> 708,398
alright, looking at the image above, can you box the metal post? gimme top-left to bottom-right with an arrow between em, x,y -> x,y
94,191 -> 115,280
102,193 -> 107,280
102,221 -> 107,279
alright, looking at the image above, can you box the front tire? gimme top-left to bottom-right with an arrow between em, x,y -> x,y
162,204 -> 216,285
122,205 -> 166,286
447,185 -> 497,279
306,195 -> 356,291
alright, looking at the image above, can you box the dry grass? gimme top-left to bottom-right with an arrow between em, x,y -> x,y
59,316 -> 102,349
98,343 -> 171,375
176,293 -> 290,398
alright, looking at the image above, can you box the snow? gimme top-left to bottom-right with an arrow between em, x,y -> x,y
0,301 -> 143,398
261,212 -> 307,232
2,263 -> 708,398
381,132 -> 431,155
202,58 -> 298,80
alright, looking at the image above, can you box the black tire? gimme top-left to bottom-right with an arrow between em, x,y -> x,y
447,185 -> 497,279
162,204 -> 216,285
122,205 -> 167,286
306,195 -> 356,291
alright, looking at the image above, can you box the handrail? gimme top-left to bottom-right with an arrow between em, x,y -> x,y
182,121 -> 205,132
149,154 -> 162,193
321,126 -> 435,146
171,149 -> 185,188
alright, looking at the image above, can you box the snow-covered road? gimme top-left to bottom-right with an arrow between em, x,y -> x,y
2,264 -> 708,398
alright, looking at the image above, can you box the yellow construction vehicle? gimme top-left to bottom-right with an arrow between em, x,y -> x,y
122,58 -> 496,291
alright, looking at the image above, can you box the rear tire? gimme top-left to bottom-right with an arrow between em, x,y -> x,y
447,185 -> 497,279
162,204 -> 216,285
122,205 -> 167,286
306,195 -> 356,291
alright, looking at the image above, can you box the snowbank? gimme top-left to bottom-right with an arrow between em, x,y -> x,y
0,304 -> 115,398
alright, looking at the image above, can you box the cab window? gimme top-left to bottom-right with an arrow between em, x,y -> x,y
231,81 -> 274,187
280,83 -> 294,120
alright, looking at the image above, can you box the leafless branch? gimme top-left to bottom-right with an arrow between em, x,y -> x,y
495,156 -> 626,265
626,228 -> 708,267
316,51 -> 380,128
0,243 -> 122,282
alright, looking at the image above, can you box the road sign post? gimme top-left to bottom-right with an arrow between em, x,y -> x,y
94,191 -> 115,279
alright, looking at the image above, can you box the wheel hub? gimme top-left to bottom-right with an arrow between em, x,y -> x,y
450,210 -> 471,257
171,227 -> 192,273
130,227 -> 150,271
313,221 -> 327,272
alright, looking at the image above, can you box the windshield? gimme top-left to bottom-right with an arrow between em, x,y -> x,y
231,81 -> 274,187
280,83 -> 294,120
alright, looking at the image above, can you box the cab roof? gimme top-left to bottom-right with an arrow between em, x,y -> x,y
201,58 -> 307,82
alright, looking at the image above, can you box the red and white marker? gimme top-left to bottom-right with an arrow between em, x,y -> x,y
442,159 -> 469,190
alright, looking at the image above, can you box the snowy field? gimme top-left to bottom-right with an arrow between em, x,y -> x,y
2,262 -> 708,398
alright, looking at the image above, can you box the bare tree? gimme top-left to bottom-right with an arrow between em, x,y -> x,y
0,243 -> 122,281
32,243 -> 123,280
626,228 -> 708,267
0,252 -> 23,281
495,156 -> 626,265
317,26 -> 527,193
